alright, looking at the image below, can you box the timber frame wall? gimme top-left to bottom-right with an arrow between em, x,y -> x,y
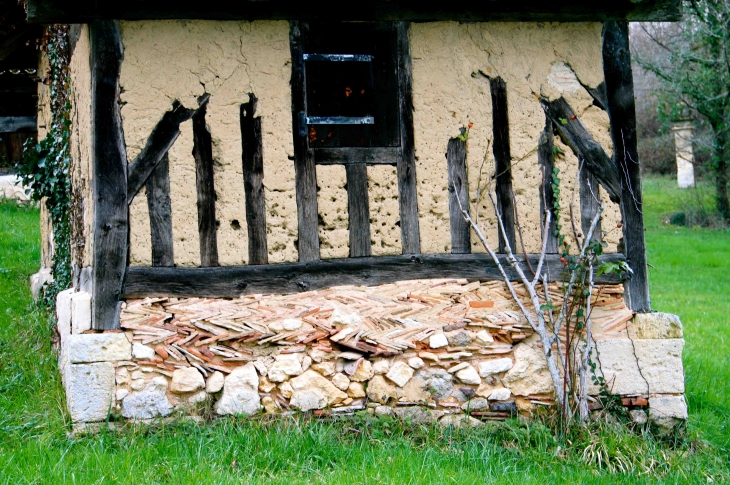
56,13 -> 658,329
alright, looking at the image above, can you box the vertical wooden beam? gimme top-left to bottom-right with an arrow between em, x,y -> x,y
446,137 -> 470,254
538,116 -> 559,254
395,21 -> 421,255
580,169 -> 602,244
489,76 -> 516,253
146,153 -> 174,267
89,20 -> 127,330
346,163 -> 372,258
126,100 -> 197,204
240,93 -> 268,265
192,95 -> 219,267
603,21 -> 650,312
289,21 -> 320,262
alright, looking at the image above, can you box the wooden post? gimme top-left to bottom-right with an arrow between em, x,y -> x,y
395,21 -> 421,255
603,20 -> 650,312
580,170 -> 602,244
240,93 -> 269,265
446,137 -> 470,254
146,154 -> 174,267
346,163 -> 372,258
192,95 -> 219,267
90,20 -> 127,330
289,21 -> 320,262
538,116 -> 559,254
489,76 -> 516,253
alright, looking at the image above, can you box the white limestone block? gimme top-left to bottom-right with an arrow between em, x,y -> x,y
121,376 -> 174,419
65,362 -> 115,422
71,291 -> 92,334
170,367 -> 205,394
131,343 -> 156,360
478,358 -> 514,377
215,363 -> 261,416
66,333 -> 132,363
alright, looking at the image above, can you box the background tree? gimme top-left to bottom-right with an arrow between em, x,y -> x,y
635,0 -> 730,222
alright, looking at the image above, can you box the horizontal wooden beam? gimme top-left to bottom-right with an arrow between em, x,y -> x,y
314,147 -> 398,165
26,0 -> 681,23
0,116 -> 36,133
123,253 -> 626,298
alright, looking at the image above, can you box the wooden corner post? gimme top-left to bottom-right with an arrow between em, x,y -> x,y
90,20 -> 128,330
603,21 -> 651,312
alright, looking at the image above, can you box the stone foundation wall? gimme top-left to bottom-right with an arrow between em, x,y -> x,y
56,281 -> 687,429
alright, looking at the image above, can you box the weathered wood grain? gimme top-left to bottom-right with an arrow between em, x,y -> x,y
123,253 -> 627,298
346,163 -> 372,257
541,97 -> 622,203
240,93 -> 268,265
580,168 -> 602,244
146,153 -> 174,266
603,21 -> 650,311
446,137 -> 470,254
90,19 -> 127,330
315,147 -> 398,165
290,21 -> 320,262
395,21 -> 421,255
192,94 -> 219,267
538,116 -> 559,254
489,76 -> 516,253
27,0 -> 683,23
126,99 -> 199,204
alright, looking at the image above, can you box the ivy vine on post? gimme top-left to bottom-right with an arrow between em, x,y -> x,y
16,24 -> 72,309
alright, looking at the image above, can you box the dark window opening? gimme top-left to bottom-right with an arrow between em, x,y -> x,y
302,22 -> 400,148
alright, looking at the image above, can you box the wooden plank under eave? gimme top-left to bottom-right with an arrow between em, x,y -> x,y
290,21 -> 320,262
123,253 -> 627,298
90,20 -> 127,330
26,0 -> 683,23
446,137 -> 470,254
240,93 -> 268,265
146,153 -> 174,267
489,76 -> 516,254
346,163 -> 372,258
603,21 -> 650,312
395,21 -> 421,255
192,96 -> 219,267
537,116 -> 559,254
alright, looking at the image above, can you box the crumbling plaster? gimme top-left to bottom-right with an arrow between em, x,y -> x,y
117,20 -> 621,267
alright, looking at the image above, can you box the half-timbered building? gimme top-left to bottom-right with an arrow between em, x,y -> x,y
28,0 -> 688,428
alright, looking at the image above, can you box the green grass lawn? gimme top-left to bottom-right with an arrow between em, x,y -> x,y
0,177 -> 728,484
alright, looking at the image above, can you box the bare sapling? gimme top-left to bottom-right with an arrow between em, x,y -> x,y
454,165 -> 614,427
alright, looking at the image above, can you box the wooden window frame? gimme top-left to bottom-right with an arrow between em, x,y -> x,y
289,20 -> 420,262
